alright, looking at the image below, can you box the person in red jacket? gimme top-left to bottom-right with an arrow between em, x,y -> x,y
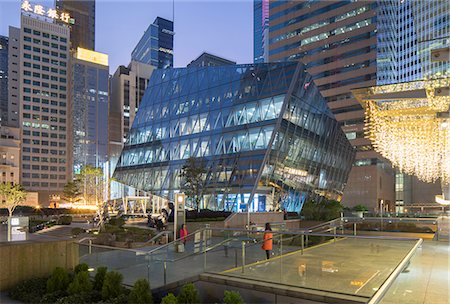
179,224 -> 188,245
262,222 -> 273,259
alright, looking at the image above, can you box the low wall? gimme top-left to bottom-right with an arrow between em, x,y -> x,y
0,239 -> 78,291
224,212 -> 284,228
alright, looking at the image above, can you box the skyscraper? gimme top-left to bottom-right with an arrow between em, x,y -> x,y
131,17 -> 174,69
70,48 -> 109,175
55,0 -> 95,50
18,11 -> 71,204
253,0 -> 269,63
7,26 -> 20,128
266,0 -> 392,211
0,36 -> 8,126
187,52 -> 236,67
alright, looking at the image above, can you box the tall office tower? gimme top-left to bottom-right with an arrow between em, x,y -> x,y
70,48 -> 109,176
131,17 -> 174,69
19,13 -> 71,204
187,52 -> 236,67
267,0 -> 396,211
7,27 -> 20,128
55,0 -> 95,50
0,36 -> 8,126
253,0 -> 269,63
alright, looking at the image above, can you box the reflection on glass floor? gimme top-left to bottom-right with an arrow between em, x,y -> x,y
222,238 -> 418,300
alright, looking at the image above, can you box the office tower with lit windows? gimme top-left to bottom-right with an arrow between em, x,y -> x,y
0,36 -> 8,126
131,17 -> 174,69
70,48 -> 109,176
55,0 -> 95,50
7,26 -> 20,128
267,0 -> 392,211
254,0 -> 269,63
19,13 -> 71,204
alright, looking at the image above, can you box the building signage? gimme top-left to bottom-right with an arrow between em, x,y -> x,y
21,0 -> 74,24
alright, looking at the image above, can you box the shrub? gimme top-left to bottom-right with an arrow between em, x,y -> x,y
47,267 -> 70,293
161,293 -> 178,304
128,279 -> 152,304
57,216 -> 73,225
71,227 -> 85,237
108,217 -> 125,227
9,277 -> 48,303
67,271 -> 93,295
55,292 -> 95,304
39,290 -> 67,303
102,271 -> 124,300
223,291 -> 244,304
74,263 -> 89,274
93,266 -> 108,291
177,283 -> 199,304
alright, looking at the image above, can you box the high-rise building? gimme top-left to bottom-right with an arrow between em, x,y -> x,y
131,17 -> 174,69
187,52 -> 236,67
113,62 -> 355,212
55,0 -> 95,50
70,48 -> 109,176
7,26 -> 20,128
253,0 -> 269,63
0,36 -> 8,126
18,13 -> 71,204
267,0 -> 398,211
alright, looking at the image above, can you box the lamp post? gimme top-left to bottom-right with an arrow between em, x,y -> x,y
174,193 -> 185,242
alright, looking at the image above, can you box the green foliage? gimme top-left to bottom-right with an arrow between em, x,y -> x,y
39,290 -> 67,303
55,292 -> 96,304
9,277 -> 48,303
74,263 -> 89,274
47,267 -> 70,293
57,215 -> 73,225
101,271 -> 124,300
223,290 -> 244,304
128,279 -> 153,304
71,227 -> 85,236
301,200 -> 343,221
177,283 -> 200,304
161,293 -> 178,304
180,157 -> 206,211
67,271 -> 92,295
93,266 -> 108,291
0,183 -> 27,217
108,217 -> 125,227
62,180 -> 81,204
353,204 -> 369,212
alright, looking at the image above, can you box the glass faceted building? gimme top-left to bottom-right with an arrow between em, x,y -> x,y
114,62 -> 355,212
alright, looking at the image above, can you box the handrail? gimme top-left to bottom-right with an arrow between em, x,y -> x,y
143,227 -> 206,255
368,238 -> 423,304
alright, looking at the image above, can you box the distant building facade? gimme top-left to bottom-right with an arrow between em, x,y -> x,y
187,52 -> 236,67
70,48 -> 109,176
131,17 -> 174,69
114,62 -> 355,212
253,0 -> 269,63
56,0 -> 95,50
7,26 -> 20,128
0,36 -> 8,126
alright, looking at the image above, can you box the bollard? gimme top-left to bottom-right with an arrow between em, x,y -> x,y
88,239 -> 92,254
333,227 -> 336,242
163,261 -> 167,285
353,222 -> 357,236
301,234 -> 304,255
235,249 -> 238,268
241,241 -> 245,273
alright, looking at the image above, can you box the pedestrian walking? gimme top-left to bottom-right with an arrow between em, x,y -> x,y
262,222 -> 273,259
179,224 -> 188,245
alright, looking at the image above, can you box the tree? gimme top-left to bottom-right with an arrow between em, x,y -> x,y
62,180 -> 81,205
177,283 -> 200,304
128,279 -> 153,304
77,165 -> 107,229
0,183 -> 27,218
180,157 -> 206,212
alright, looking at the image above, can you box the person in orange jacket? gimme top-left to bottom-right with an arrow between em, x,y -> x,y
262,222 -> 273,259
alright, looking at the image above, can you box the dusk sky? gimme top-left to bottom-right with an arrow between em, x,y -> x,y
0,0 -> 254,72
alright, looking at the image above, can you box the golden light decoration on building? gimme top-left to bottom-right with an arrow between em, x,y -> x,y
353,78 -> 450,205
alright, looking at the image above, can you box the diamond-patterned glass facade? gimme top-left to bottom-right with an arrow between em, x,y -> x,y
114,62 -> 355,212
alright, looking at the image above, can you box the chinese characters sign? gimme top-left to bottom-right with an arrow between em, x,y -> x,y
21,1 -> 74,24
